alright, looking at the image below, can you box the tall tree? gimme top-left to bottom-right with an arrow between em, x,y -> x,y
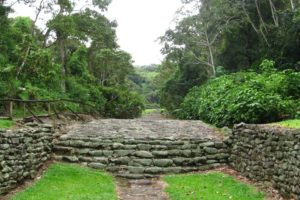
92,49 -> 133,87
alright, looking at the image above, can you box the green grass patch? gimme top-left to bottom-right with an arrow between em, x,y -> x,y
12,163 -> 117,200
164,172 -> 264,200
0,119 -> 15,129
13,108 -> 49,118
142,109 -> 159,115
273,119 -> 300,129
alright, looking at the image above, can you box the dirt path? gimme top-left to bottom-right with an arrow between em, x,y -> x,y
116,178 -> 169,200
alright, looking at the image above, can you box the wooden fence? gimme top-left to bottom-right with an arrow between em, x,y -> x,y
0,98 -> 98,123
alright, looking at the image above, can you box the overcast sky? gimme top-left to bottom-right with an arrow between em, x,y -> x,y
10,0 -> 182,66
106,0 -> 182,65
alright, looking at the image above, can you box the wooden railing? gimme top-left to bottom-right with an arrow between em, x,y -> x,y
0,98 -> 98,123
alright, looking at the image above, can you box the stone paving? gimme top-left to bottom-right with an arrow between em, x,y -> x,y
117,178 -> 168,200
64,118 -> 222,140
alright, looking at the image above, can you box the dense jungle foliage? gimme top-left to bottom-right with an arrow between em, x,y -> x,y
0,0 -> 144,118
159,0 -> 300,126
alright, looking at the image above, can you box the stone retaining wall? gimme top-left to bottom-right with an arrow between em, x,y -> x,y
0,124 -> 53,195
2,120 -> 300,199
54,136 -> 229,178
229,124 -> 300,200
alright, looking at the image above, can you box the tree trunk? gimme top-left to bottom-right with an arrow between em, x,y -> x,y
16,45 -> 31,78
16,0 -> 44,78
59,38 -> 66,92
205,30 -> 216,77
255,0 -> 268,33
242,0 -> 270,47
56,3 -> 68,92
290,0 -> 295,10
269,0 -> 279,27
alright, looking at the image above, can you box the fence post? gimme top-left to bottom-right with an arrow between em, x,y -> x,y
9,101 -> 13,120
48,103 -> 51,116
23,103 -> 26,118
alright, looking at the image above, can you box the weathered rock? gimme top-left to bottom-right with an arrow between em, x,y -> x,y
89,150 -> 103,156
111,157 -> 130,165
114,150 -> 133,157
93,157 -> 109,164
88,162 -> 106,169
153,159 -> 173,167
173,158 -> 192,165
62,156 -> 79,162
200,142 -> 215,147
112,143 -> 124,149
135,151 -> 153,158
181,150 -> 192,157
163,167 -> 182,174
132,159 -> 153,166
152,151 -> 168,157
194,156 -> 207,163
137,144 -> 152,150
168,150 -> 181,156
102,150 -> 114,156
145,167 -> 163,174
0,144 -> 9,150
128,167 -> 145,174
204,147 -> 218,154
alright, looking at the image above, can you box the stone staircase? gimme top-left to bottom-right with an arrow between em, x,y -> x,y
53,119 -> 229,178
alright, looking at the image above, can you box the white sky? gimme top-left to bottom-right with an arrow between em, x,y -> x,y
106,0 -> 182,65
9,0 -> 182,66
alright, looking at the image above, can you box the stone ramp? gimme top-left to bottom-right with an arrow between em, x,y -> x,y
54,119 -> 229,178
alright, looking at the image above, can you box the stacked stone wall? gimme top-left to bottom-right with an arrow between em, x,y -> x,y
54,136 -> 229,178
229,124 -> 300,199
0,124 -> 53,195
3,119 -> 299,199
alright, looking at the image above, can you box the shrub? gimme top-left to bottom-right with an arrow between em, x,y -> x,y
179,60 -> 300,127
101,87 -> 144,119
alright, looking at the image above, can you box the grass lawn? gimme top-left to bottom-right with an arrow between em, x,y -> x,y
164,172 -> 264,200
274,119 -> 300,129
12,163 -> 117,200
0,119 -> 15,129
